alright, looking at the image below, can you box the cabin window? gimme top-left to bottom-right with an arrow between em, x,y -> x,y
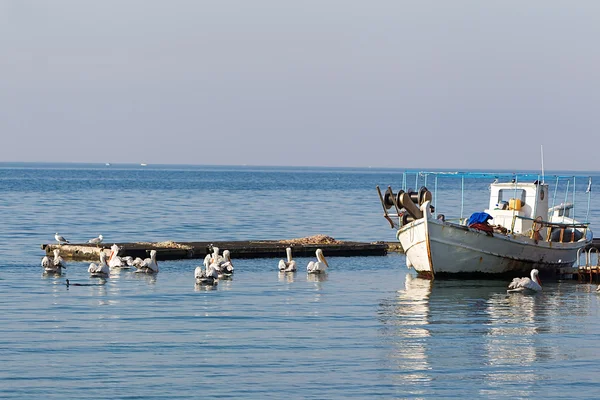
497,189 -> 526,205
558,207 -> 571,217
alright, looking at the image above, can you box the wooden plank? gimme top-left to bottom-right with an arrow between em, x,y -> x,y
41,240 -> 389,261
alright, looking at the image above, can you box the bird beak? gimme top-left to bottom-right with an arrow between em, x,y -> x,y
323,256 -> 329,268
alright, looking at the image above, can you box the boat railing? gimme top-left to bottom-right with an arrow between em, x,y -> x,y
510,215 -> 590,243
577,247 -> 600,283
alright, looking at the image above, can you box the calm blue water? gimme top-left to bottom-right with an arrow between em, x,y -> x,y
2,163 -> 600,399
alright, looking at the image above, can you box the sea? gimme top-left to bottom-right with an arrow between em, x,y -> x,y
1,163 -> 600,399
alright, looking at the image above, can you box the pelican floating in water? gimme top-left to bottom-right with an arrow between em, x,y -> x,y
88,251 -> 110,277
219,250 -> 234,278
135,250 -> 159,274
278,247 -> 296,272
42,249 -> 66,275
88,234 -> 103,245
55,233 -> 70,245
195,263 -> 218,286
307,248 -> 328,274
204,247 -> 223,267
108,244 -> 125,268
507,269 -> 542,293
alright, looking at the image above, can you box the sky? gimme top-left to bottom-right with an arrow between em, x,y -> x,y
1,1 -> 599,170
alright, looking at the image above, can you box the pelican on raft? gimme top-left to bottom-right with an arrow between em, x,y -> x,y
42,249 -> 66,275
507,269 -> 542,293
307,248 -> 328,274
135,250 -> 159,274
278,247 -> 297,272
88,251 -> 110,278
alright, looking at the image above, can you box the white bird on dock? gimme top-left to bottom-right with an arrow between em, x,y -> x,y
88,234 -> 103,245
88,251 -> 109,277
108,244 -> 125,268
55,233 -> 70,245
307,248 -> 329,274
507,269 -> 542,293
135,250 -> 159,274
278,247 -> 297,272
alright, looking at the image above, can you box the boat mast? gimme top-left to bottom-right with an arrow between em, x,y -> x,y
540,145 -> 545,184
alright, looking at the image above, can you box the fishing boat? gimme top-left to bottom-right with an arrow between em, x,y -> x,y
376,172 -> 593,279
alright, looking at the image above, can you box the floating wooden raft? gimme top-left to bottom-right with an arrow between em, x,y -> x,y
41,240 -> 388,261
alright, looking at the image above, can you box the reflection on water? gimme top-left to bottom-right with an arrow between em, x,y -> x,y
377,275 -> 600,398
278,271 -> 296,283
307,273 -> 328,283
194,283 -> 218,292
383,274 -> 433,385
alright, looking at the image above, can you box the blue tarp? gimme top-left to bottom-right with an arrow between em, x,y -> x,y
467,212 -> 493,226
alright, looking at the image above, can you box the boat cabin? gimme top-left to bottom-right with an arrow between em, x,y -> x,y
485,181 -> 549,237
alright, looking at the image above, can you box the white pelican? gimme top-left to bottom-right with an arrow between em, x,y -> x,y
278,247 -> 297,272
131,257 -> 145,268
219,250 -> 234,277
55,233 -> 70,245
136,250 -> 159,274
88,234 -> 103,245
41,249 -> 66,274
507,269 -> 542,293
307,248 -> 328,274
108,244 -> 125,268
195,263 -> 218,286
88,251 -> 109,277
204,247 -> 223,266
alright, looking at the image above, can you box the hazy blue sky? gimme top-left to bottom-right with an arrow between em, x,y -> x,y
1,1 -> 599,170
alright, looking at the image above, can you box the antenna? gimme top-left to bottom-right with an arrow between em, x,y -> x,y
540,145 -> 545,184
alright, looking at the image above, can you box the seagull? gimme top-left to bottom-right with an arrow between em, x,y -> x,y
88,235 -> 103,245
278,247 -> 297,272
55,233 -> 70,245
307,248 -> 329,274
507,269 -> 542,293
88,251 -> 110,277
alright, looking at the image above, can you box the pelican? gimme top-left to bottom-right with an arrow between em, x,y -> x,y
204,247 -> 223,267
108,244 -> 125,268
136,250 -> 159,274
195,263 -> 218,286
278,247 -> 296,272
131,257 -> 145,268
55,233 -> 70,245
88,234 -> 103,245
507,269 -> 542,293
307,248 -> 328,274
88,251 -> 110,277
219,249 -> 234,277
42,249 -> 66,274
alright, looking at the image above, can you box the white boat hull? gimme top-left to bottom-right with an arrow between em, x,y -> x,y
398,217 -> 590,278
